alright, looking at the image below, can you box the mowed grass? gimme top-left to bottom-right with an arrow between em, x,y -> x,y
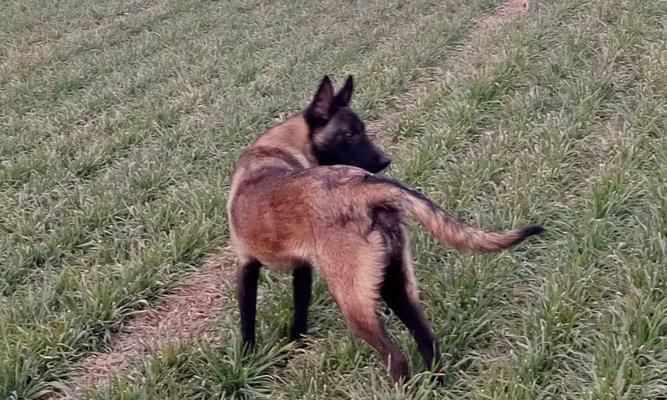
0,0 -> 665,398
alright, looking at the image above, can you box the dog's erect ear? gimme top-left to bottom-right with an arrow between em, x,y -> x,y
333,75 -> 354,108
307,75 -> 335,121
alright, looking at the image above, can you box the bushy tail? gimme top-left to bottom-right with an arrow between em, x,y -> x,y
365,176 -> 544,252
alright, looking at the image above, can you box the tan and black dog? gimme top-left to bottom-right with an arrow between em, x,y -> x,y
227,75 -> 543,381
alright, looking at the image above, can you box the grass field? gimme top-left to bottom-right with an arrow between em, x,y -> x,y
1,0 -> 665,398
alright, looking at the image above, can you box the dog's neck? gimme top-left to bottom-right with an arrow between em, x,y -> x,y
250,114 -> 317,169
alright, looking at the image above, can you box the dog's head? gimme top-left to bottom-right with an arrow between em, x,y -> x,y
303,75 -> 391,173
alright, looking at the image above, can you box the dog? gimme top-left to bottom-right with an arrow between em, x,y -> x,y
226,75 -> 543,381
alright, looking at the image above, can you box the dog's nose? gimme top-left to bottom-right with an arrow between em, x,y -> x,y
378,156 -> 391,171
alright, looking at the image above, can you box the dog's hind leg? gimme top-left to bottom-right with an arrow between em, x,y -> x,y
332,284 -> 409,381
321,241 -> 409,382
237,258 -> 262,348
370,206 -> 442,372
380,246 -> 441,371
290,264 -> 313,341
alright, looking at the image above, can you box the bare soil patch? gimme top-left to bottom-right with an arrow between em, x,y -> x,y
67,253 -> 234,396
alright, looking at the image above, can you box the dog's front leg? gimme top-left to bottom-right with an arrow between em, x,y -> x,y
237,259 -> 262,349
290,265 -> 313,341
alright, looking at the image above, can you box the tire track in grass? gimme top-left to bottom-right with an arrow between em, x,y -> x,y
366,0 -> 531,141
62,0 -> 535,396
70,254 -> 235,393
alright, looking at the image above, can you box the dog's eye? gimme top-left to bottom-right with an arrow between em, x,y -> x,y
345,131 -> 355,138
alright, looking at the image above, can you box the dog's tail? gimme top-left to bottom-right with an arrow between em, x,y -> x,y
365,176 -> 544,252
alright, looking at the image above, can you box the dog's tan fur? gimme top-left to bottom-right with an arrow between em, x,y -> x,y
227,76 -> 543,381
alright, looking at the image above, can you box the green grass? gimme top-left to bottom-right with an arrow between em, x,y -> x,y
1,0 -> 665,398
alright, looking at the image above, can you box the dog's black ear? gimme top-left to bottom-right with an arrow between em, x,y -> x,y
306,76 -> 334,123
333,75 -> 354,108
